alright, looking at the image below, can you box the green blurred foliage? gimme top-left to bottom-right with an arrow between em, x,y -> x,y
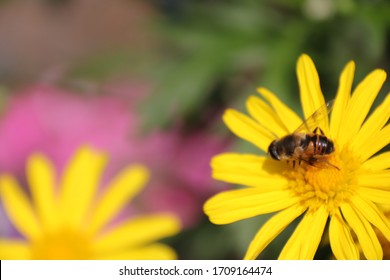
69,0 -> 390,130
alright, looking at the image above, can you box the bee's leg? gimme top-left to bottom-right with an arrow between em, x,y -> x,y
305,157 -> 341,171
301,157 -> 319,168
313,127 -> 325,135
316,158 -> 341,171
306,158 -> 315,167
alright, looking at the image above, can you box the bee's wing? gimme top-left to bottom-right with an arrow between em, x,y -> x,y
293,99 -> 335,133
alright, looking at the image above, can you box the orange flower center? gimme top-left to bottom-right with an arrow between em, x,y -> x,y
285,147 -> 359,212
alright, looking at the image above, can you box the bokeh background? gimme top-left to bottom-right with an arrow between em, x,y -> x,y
0,0 -> 389,259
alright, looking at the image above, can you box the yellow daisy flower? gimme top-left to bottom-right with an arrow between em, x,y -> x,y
204,54 -> 390,260
0,146 -> 180,259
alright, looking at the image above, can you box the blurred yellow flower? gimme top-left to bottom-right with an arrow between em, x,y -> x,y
0,146 -> 180,259
204,54 -> 390,260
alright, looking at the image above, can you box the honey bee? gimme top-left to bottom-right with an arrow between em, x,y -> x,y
267,100 -> 339,170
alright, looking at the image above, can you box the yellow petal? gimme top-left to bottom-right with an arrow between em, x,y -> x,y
358,170 -> 390,188
93,214 -> 180,254
0,239 -> 31,259
204,188 -> 299,225
279,206 -> 328,260
296,54 -> 327,129
358,125 -> 390,162
88,165 -> 149,234
211,153 -> 288,189
0,175 -> 41,240
340,203 -> 382,260
246,95 -> 289,138
257,87 -> 302,132
58,146 -> 107,228
329,209 -> 359,260
351,94 -> 390,152
337,69 -> 386,149
330,61 -> 355,139
212,171 -> 285,190
223,109 -> 274,152
350,195 -> 390,241
359,187 -> 390,205
362,151 -> 390,171
27,154 -> 59,232
99,244 -> 177,260
212,153 -> 282,175
244,205 -> 305,260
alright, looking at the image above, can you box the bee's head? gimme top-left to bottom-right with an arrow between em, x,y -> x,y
268,140 -> 280,160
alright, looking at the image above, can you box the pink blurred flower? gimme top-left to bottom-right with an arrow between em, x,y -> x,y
0,85 -> 137,177
137,130 -> 230,228
0,84 -> 230,229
